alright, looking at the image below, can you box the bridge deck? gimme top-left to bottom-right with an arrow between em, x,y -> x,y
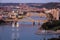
3,18 -> 48,23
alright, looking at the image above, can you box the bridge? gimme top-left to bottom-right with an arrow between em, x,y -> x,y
3,16 -> 48,27
4,16 -> 48,23
3,13 -> 48,26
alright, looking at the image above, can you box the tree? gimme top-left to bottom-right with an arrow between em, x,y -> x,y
40,20 -> 60,31
46,13 -> 54,21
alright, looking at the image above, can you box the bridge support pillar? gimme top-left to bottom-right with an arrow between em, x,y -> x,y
38,22 -> 40,25
32,21 -> 35,26
12,21 -> 19,27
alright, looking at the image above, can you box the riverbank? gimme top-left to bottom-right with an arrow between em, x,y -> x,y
36,20 -> 60,35
48,36 -> 60,40
0,19 -> 11,25
0,19 -> 6,24
36,30 -> 60,35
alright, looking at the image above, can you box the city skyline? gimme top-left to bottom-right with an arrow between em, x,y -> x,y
0,0 -> 60,3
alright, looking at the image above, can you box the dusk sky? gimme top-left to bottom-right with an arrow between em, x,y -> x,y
0,0 -> 60,3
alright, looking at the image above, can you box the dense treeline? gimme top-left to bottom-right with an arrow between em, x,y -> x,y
0,20 -> 6,24
48,38 -> 60,40
41,20 -> 60,31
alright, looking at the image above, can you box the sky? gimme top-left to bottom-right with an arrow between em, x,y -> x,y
0,0 -> 60,3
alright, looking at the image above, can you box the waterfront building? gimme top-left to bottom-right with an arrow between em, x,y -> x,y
51,8 -> 59,20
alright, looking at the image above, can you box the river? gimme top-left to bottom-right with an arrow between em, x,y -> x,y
0,16 -> 60,40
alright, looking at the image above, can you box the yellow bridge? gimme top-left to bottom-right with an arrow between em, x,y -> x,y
3,16 -> 48,23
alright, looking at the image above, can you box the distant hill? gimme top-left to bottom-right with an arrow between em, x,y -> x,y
0,2 -> 60,9
26,2 -> 60,9
41,2 -> 60,9
0,3 -> 20,6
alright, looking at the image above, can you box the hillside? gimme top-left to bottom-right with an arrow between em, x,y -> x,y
0,2 -> 60,9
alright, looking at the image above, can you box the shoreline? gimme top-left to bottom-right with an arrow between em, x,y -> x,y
36,30 -> 60,35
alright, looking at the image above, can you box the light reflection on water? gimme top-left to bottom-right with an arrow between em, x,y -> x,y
12,28 -> 20,40
0,22 -> 60,40
11,22 -> 20,40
